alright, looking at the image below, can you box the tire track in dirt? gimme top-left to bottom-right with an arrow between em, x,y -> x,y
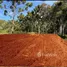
6,34 -> 43,66
0,34 -> 40,65
0,34 -> 67,66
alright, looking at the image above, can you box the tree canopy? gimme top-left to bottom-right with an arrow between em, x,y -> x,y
0,1 -> 67,37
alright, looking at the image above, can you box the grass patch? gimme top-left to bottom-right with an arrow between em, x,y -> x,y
0,29 -> 8,34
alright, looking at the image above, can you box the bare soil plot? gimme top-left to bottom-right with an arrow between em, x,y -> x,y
0,34 -> 67,66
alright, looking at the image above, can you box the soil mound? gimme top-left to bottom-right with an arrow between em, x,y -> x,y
0,34 -> 67,66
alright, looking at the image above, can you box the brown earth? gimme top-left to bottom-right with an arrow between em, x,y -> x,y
0,34 -> 67,66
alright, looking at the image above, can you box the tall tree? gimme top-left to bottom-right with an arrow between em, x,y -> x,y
49,1 -> 67,35
32,3 -> 51,33
0,0 -> 33,33
18,3 -> 51,33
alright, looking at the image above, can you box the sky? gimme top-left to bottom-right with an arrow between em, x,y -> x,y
0,1 -> 57,21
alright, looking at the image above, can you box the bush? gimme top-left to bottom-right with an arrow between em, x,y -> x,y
58,34 -> 66,39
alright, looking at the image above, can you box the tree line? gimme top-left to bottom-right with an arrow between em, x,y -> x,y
0,0 -> 67,37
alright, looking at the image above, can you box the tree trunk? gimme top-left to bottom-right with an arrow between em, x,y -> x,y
62,24 -> 65,36
59,24 -> 63,35
11,20 -> 15,33
59,24 -> 65,36
11,2 -> 16,33
11,25 -> 14,33
38,25 -> 40,34
31,24 -> 33,32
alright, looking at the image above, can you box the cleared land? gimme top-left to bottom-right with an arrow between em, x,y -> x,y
0,34 -> 67,66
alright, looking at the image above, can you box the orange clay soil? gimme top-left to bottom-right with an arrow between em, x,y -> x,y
0,34 -> 67,66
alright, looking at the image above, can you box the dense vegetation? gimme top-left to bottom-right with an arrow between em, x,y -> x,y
0,0 -> 67,38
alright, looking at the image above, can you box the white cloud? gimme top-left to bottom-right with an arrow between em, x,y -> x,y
9,12 -> 13,15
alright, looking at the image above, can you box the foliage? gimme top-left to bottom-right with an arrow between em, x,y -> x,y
0,20 -> 8,34
0,1 -> 67,37
0,0 -> 33,33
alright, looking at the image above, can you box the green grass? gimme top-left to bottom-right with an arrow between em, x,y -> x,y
0,29 -> 8,34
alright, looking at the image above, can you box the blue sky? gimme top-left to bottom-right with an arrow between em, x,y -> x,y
0,1 -> 57,21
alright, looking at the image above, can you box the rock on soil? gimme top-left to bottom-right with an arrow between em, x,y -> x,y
0,34 -> 67,66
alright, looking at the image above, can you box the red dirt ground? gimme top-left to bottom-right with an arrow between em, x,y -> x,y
0,34 -> 67,66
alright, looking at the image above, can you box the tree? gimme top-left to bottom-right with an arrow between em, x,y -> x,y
18,3 -> 51,34
32,3 -> 51,33
49,1 -> 67,36
17,1 -> 67,35
0,0 -> 33,33
0,20 -> 9,34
